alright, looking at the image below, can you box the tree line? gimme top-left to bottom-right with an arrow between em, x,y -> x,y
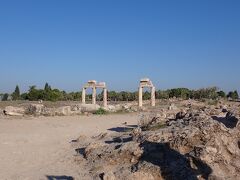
0,83 -> 239,102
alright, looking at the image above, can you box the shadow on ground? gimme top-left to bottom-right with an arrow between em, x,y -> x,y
107,127 -> 133,132
212,116 -> 238,129
105,136 -> 133,144
46,175 -> 74,180
138,141 -> 212,180
107,125 -> 138,133
75,147 -> 85,156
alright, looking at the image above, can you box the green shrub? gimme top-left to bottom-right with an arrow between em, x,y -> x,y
217,91 -> 226,98
227,90 -> 239,100
2,93 -> 9,101
94,108 -> 107,115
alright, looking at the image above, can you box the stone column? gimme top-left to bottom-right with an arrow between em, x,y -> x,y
92,87 -> 96,105
82,88 -> 86,104
139,87 -> 143,107
103,88 -> 107,107
151,86 -> 156,107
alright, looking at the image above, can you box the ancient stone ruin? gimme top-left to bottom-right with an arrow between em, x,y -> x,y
82,80 -> 107,107
139,78 -> 156,107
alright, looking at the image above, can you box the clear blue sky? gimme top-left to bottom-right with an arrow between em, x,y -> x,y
0,0 -> 239,93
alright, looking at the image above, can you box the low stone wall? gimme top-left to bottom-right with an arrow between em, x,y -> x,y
2,102 -> 140,117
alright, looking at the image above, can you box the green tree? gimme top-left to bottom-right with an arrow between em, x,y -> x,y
108,91 -> 118,101
27,86 -> 42,101
47,89 -> 63,101
233,90 -> 239,99
121,91 -> 131,101
168,88 -> 191,99
227,90 -> 239,100
143,91 -> 151,100
21,93 -> 28,100
72,92 -> 82,101
44,82 -> 51,91
217,91 -> 226,98
129,91 -> 137,101
191,87 -> 218,100
117,91 -> 124,101
2,93 -> 9,101
156,90 -> 170,99
12,85 -> 20,100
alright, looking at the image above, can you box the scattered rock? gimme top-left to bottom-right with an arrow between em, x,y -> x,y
130,106 -> 139,112
55,106 -> 72,116
103,171 -> 116,180
157,112 -> 167,119
3,106 -> 25,116
71,104 -> 81,112
221,105 -> 228,113
84,142 -> 107,160
74,103 -> 240,179
119,142 -> 143,163
168,103 -> 178,111
128,171 -> 155,180
41,108 -> 56,116
123,104 -> 130,110
176,110 -> 187,119
132,128 -> 142,139
26,104 -> 45,115
104,105 -> 118,113
80,104 -> 101,113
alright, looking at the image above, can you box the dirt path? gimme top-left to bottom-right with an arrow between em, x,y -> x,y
0,114 -> 138,180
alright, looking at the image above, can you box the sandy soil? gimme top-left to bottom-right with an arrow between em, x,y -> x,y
0,114 -> 138,180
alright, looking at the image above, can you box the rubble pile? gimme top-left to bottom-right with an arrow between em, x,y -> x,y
73,104 -> 240,180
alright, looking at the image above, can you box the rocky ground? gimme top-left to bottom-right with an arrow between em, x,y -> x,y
72,100 -> 240,180
1,99 -> 240,179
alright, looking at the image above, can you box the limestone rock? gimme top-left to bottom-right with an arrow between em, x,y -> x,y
26,104 -> 45,115
55,106 -> 72,116
103,171 -> 116,180
71,104 -> 81,111
115,104 -> 123,111
221,105 -> 228,113
104,105 -> 118,113
130,106 -> 139,112
155,109 -> 167,119
73,101 -> 240,179
119,142 -> 143,163
132,127 -> 142,138
128,171 -> 156,180
41,108 -> 55,116
84,142 -> 107,160
4,106 -> 25,116
122,104 -> 130,111
168,103 -> 178,111
80,104 -> 101,113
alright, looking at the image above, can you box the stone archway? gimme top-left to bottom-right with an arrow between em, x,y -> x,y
139,78 -> 156,107
82,80 -> 107,107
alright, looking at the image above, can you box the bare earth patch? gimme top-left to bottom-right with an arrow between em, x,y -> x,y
0,114 -> 138,180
